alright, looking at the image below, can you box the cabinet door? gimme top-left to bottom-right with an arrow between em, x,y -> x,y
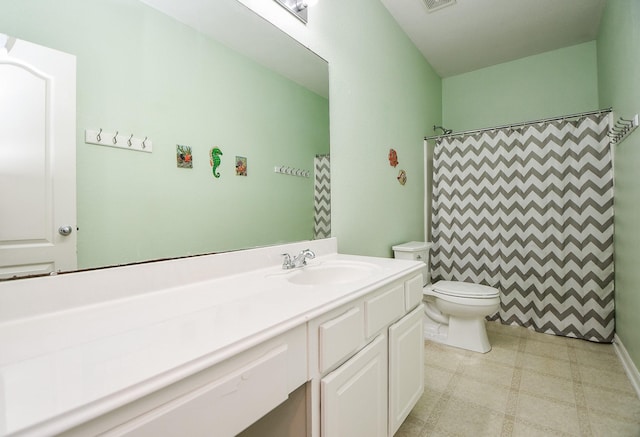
321,334 -> 387,437
388,304 -> 424,435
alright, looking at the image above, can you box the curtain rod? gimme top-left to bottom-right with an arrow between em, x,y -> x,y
424,107 -> 612,141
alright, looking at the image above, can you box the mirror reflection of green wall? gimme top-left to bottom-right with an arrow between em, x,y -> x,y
0,0 -> 329,270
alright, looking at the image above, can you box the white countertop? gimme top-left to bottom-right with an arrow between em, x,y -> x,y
0,238 -> 423,436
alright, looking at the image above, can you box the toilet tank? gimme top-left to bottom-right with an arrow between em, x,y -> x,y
392,241 -> 432,286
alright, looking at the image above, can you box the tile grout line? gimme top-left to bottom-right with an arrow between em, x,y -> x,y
500,333 -> 527,437
400,325 -> 640,437
567,342 -> 594,437
420,350 -> 469,435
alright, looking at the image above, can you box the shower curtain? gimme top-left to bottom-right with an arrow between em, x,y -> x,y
430,113 -> 615,342
313,154 -> 331,239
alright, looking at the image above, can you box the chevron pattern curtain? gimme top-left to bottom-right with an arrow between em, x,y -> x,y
313,154 -> 331,239
430,113 -> 615,342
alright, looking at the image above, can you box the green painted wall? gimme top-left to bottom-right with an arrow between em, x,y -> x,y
597,0 -> 640,369
443,42 -> 599,132
313,0 -> 442,257
0,0 -> 329,269
436,42 -> 600,252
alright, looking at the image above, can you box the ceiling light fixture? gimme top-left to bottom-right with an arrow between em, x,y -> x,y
273,0 -> 319,24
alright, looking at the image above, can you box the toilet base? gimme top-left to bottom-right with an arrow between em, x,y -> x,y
423,310 -> 492,353
447,316 -> 491,353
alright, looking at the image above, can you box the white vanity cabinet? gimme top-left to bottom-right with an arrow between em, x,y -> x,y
49,273 -> 424,437
309,272 -> 424,437
1,240 -> 427,437
60,325 -> 308,437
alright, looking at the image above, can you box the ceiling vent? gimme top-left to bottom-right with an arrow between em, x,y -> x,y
423,0 -> 456,13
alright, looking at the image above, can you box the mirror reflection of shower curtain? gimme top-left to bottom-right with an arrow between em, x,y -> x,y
430,113 -> 614,342
313,154 -> 331,239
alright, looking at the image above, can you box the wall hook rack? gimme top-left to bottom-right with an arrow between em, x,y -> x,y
274,165 -> 310,178
85,128 -> 153,153
609,114 -> 638,145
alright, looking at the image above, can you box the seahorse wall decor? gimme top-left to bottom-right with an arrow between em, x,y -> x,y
210,147 -> 223,178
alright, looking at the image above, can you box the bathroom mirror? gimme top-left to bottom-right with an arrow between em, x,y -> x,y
0,0 -> 329,278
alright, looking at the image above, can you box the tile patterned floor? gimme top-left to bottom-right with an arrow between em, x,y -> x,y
396,321 -> 640,437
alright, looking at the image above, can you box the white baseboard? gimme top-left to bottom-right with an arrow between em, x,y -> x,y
613,334 -> 640,400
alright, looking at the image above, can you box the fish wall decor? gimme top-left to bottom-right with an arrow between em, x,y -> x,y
388,148 -> 399,167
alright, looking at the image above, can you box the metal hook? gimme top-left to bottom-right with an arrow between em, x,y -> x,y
96,128 -> 102,142
112,131 -> 118,144
128,134 -> 133,147
142,137 -> 147,149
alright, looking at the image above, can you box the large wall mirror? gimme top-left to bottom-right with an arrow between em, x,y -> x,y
0,0 -> 329,278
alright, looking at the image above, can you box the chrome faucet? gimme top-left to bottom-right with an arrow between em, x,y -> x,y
281,249 -> 316,269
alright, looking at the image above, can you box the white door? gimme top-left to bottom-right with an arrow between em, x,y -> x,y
388,305 -> 424,435
0,35 -> 76,279
321,334 -> 387,437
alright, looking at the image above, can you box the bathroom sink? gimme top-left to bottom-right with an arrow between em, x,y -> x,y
285,261 -> 377,286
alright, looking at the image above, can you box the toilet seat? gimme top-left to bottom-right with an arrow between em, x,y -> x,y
432,281 -> 499,299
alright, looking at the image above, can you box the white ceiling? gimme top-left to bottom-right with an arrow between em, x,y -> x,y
380,0 -> 607,78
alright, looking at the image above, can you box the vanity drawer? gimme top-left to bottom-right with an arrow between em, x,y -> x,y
107,345 -> 289,437
319,306 -> 364,373
404,274 -> 424,311
365,283 -> 405,337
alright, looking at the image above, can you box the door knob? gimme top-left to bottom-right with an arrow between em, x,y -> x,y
58,225 -> 73,236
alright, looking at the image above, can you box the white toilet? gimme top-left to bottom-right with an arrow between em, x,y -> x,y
392,242 -> 500,353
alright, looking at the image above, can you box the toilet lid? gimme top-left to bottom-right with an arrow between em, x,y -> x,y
432,281 -> 500,299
